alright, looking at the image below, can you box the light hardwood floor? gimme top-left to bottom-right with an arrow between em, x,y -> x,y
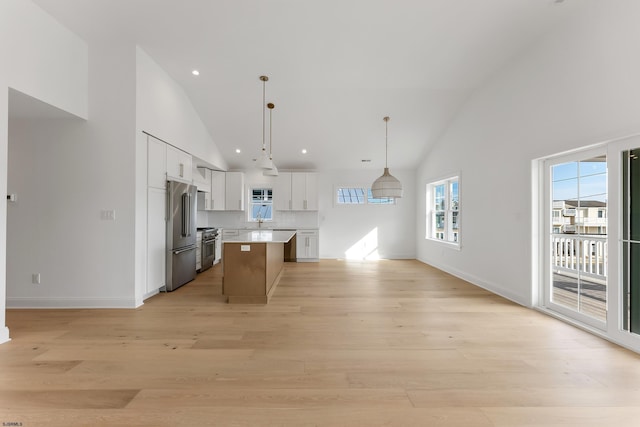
2,260 -> 640,426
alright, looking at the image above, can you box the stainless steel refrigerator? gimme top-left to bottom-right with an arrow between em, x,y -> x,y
166,180 -> 197,291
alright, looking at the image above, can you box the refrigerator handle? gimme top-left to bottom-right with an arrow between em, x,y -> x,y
173,246 -> 195,255
187,193 -> 192,237
181,192 -> 188,236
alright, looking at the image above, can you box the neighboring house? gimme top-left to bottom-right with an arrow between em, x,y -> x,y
552,200 -> 607,235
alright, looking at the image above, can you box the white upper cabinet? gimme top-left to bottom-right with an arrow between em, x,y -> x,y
274,172 -> 292,211
225,171 -> 245,211
211,170 -> 226,211
147,136 -> 167,189
304,173 -> 318,210
277,172 -> 318,211
166,145 -> 193,183
195,167 -> 211,192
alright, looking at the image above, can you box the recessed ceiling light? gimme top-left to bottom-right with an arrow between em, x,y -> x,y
192,70 -> 200,76
301,149 -> 307,154
235,148 -> 241,154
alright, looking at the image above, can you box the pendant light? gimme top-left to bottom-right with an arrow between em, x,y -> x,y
255,75 -> 274,169
263,102 -> 279,176
371,116 -> 403,198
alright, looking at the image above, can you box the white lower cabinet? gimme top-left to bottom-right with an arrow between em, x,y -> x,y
147,187 -> 167,293
296,229 -> 319,261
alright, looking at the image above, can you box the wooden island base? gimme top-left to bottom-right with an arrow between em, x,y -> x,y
221,230 -> 296,304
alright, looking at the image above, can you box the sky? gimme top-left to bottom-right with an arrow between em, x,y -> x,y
552,159 -> 607,203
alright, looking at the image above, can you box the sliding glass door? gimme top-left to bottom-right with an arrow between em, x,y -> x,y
541,136 -> 640,350
545,149 -> 608,329
622,148 -> 640,334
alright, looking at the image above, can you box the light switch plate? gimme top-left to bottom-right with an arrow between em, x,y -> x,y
100,210 -> 116,221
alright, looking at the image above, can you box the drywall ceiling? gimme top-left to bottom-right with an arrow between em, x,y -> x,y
32,0 -> 586,171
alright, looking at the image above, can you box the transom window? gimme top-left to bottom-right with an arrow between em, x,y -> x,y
336,187 -> 395,205
250,188 -> 273,222
426,176 -> 460,245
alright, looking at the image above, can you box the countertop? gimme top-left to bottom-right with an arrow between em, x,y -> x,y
222,230 -> 296,244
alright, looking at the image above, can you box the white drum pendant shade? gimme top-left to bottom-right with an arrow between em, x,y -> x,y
371,167 -> 403,198
371,116 -> 402,198
263,164 -> 278,176
256,154 -> 273,169
262,102 -> 278,176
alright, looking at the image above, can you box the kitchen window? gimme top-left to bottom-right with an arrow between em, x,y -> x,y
336,187 -> 395,205
426,176 -> 460,245
250,188 -> 273,222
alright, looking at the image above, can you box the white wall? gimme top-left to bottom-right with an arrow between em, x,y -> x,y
0,86 -> 9,343
416,0 -> 640,305
136,47 -> 227,170
0,1 -> 88,119
0,0 -> 89,342
6,42 -> 137,309
319,169 -> 415,259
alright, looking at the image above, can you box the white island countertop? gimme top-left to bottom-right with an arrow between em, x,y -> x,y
222,230 -> 296,244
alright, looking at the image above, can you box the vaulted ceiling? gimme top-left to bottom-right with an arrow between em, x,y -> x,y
32,0 -> 585,171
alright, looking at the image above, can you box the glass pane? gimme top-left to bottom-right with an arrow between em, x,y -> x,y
448,211 -> 459,243
552,178 -> 578,202
367,189 -> 395,205
553,162 -> 578,181
252,204 -> 272,221
434,212 -> 445,240
630,243 -> 640,333
450,181 -> 459,211
251,188 -> 272,202
623,148 -> 640,333
550,156 -> 607,323
579,173 -> 607,201
434,184 -> 445,211
579,156 -> 607,176
337,188 -> 365,204
629,150 -> 640,242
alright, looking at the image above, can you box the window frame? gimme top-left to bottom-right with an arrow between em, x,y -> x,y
426,175 -> 460,248
248,187 -> 274,222
334,185 -> 396,206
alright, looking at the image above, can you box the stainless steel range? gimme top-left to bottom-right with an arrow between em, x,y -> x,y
198,227 -> 219,272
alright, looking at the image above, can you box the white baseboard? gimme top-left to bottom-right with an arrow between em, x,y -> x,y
416,256 -> 528,306
6,297 -> 139,309
0,326 -> 10,344
143,289 -> 160,301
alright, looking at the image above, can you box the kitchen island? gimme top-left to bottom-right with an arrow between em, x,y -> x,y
222,230 -> 296,304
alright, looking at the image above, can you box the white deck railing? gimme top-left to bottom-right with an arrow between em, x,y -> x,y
552,234 -> 607,281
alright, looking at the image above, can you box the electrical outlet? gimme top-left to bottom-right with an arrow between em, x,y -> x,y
32,273 -> 41,284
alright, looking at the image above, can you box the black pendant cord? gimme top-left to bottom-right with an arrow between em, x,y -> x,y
384,116 -> 390,169
262,79 -> 266,152
268,103 -> 275,158
259,76 -> 269,155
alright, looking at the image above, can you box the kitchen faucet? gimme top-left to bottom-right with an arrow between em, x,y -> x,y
257,213 -> 263,228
